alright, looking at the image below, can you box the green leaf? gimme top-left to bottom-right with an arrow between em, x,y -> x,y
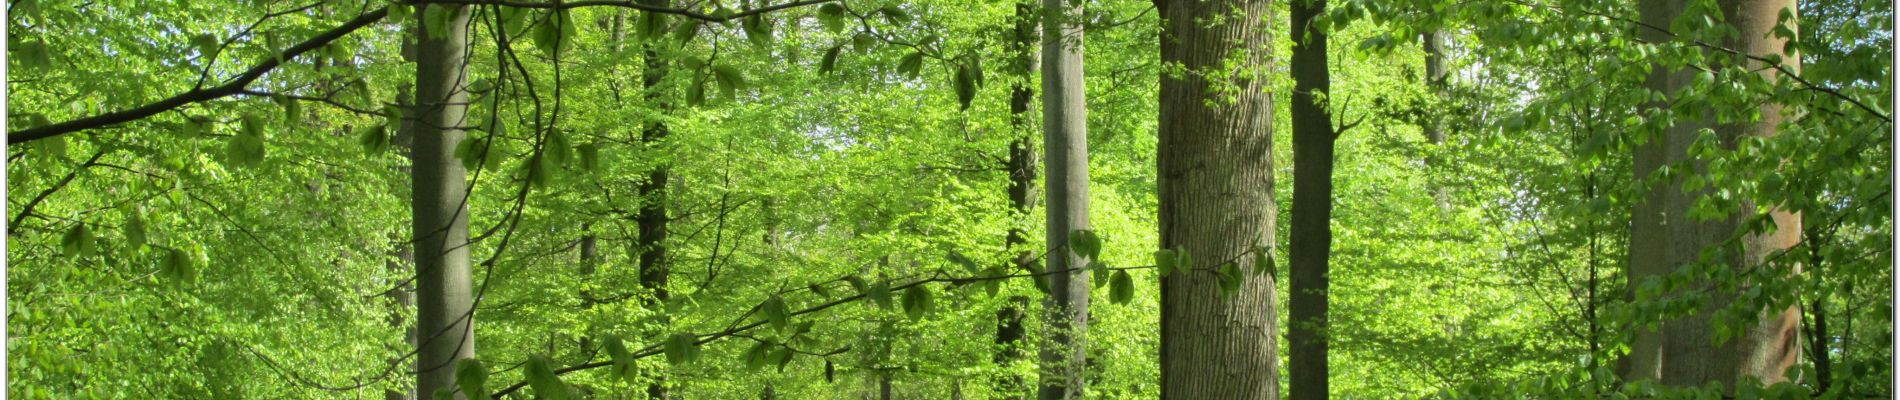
741,341 -> 771,371
16,40 -> 52,72
820,44 -> 844,74
671,20 -> 701,45
769,345 -> 795,371
1253,246 -> 1276,278
879,6 -> 911,24
954,63 -> 978,110
544,129 -> 572,166
1218,262 -> 1244,297
637,11 -> 668,42
576,142 -> 600,172
663,332 -> 700,365
900,286 -> 933,321
226,115 -> 267,168
604,335 -> 638,385
1066,229 -> 1101,260
1110,270 -> 1134,305
845,275 -> 868,294
687,73 -> 708,106
454,358 -> 488,400
945,250 -> 982,274
896,52 -> 924,79
808,283 -> 831,297
742,14 -> 772,48
867,280 -> 892,309
533,9 -> 574,55
1174,247 -> 1193,273
122,209 -> 147,251
500,6 -> 530,36
423,5 -> 455,39
1154,249 -> 1176,277
277,95 -> 301,122
61,223 -> 94,259
852,33 -> 876,53
761,295 -> 790,330
524,355 -> 568,400
712,64 -> 745,100
360,125 -> 390,156
387,2 -> 412,22
160,248 -> 196,284
817,4 -> 846,32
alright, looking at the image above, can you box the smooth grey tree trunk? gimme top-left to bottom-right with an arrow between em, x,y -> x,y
410,4 -> 475,399
1626,0 -> 1801,387
1037,0 -> 1089,398
1156,1 -> 1279,398
1288,0 -> 1336,398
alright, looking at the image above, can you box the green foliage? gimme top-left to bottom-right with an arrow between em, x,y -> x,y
4,0 -> 1888,398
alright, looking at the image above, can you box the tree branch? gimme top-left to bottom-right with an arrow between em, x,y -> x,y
6,7 -> 392,144
410,0 -> 837,22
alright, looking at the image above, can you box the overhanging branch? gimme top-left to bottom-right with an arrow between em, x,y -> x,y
6,7 -> 393,144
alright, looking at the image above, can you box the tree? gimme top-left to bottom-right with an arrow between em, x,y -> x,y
997,0 -> 1040,397
1155,0 -> 1279,398
1288,0 -> 1338,396
636,2 -> 677,398
1037,0 -> 1091,397
1624,0 -> 1803,387
409,3 -> 477,399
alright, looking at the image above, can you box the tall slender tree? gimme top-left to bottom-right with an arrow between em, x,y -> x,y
1625,0 -> 1803,386
997,0 -> 1039,397
1155,1 -> 1279,398
409,3 -> 476,399
1421,30 -> 1451,212
1037,0 -> 1091,397
1288,0 -> 1337,397
635,2 -> 677,398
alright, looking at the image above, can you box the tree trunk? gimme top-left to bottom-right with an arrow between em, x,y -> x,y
996,1 -> 1038,397
637,1 -> 674,398
1625,0 -> 1801,387
1421,30 -> 1451,212
577,224 -> 597,353
1155,1 -> 1279,398
410,4 -> 475,399
1288,0 -> 1335,398
1037,0 -> 1090,398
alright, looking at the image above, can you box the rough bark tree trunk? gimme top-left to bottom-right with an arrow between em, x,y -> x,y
1288,0 -> 1337,397
997,2 -> 1039,397
1155,1 -> 1279,398
1037,0 -> 1090,398
1625,0 -> 1802,387
636,2 -> 674,398
410,4 -> 475,399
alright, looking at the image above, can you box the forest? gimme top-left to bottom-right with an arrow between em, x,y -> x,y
3,0 -> 1893,398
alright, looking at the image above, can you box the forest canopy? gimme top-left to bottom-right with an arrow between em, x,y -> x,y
4,0 -> 1892,398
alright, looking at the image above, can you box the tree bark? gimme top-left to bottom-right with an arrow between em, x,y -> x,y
1288,0 -> 1335,398
997,1 -> 1038,397
1155,1 -> 1279,398
1625,0 -> 1801,387
1037,0 -> 1090,398
1421,30 -> 1451,212
636,2 -> 675,398
410,4 -> 475,399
